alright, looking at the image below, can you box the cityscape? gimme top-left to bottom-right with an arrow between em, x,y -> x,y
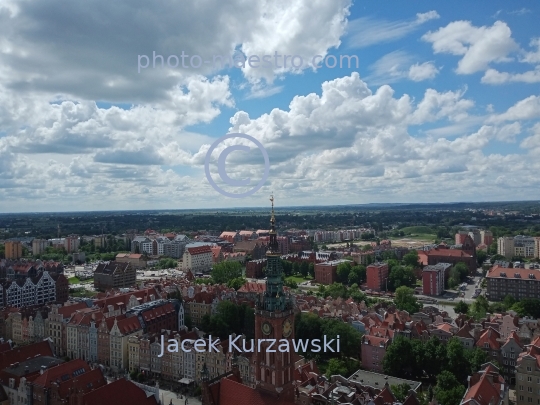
1,1 -> 540,405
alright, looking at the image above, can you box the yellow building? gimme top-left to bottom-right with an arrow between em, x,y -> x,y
5,241 -> 23,259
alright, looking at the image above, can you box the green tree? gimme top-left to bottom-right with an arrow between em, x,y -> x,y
325,283 -> 348,299
383,336 -> 416,378
476,249 -> 487,267
511,298 -> 540,318
300,261 -> 309,278
308,262 -> 315,277
444,338 -> 470,383
292,262 -> 300,275
227,277 -> 246,290
211,261 -> 242,284
469,295 -> 489,320
325,358 -> 348,378
391,383 -> 413,402
434,371 -> 466,405
388,265 -> 416,291
394,286 -> 421,314
402,251 -> 420,268
337,262 -> 352,284
466,347 -> 488,374
321,319 -> 362,360
455,300 -> 469,314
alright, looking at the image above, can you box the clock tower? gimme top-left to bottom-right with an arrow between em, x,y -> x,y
254,195 -> 295,400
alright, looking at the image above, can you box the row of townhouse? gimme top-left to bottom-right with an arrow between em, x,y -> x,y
127,331 -> 257,386
0,271 -> 68,308
0,260 -> 64,280
0,341 -> 158,405
310,228 -> 374,243
1,288 -> 182,372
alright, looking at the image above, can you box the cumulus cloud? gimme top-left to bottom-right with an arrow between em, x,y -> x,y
408,62 -> 439,81
422,20 -> 518,74
0,0 -> 352,100
481,67 -> 540,84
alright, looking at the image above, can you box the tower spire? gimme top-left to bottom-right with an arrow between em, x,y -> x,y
268,193 -> 278,253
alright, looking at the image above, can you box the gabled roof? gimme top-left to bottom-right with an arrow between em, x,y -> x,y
32,359 -> 90,387
81,378 -> 159,405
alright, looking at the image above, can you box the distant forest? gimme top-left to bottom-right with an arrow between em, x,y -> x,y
1,201 -> 540,239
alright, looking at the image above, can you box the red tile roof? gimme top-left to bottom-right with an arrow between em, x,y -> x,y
32,359 -> 91,387
216,375 -> 295,405
187,245 -> 212,255
476,328 -> 501,350
82,378 -> 159,405
462,363 -> 505,405
487,265 -> 539,279
0,340 -> 53,371
116,316 -> 142,334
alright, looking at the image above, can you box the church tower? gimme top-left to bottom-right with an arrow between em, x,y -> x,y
254,195 -> 295,399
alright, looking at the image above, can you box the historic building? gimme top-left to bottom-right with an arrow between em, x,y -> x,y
201,196 -> 297,405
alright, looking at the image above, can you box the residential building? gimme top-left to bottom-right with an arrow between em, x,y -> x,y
486,266 -> 540,301
500,331 -> 522,384
516,336 -> 540,405
418,236 -> 477,274
63,235 -> 80,253
4,242 -> 22,260
182,245 -> 213,273
366,262 -> 389,292
1,271 -> 68,308
361,334 -> 389,373
422,263 -> 451,296
115,253 -> 147,269
314,260 -> 352,285
498,237 -> 515,260
535,237 -> 540,259
32,239 -> 49,256
93,261 -> 136,291
460,363 -> 508,405
514,236 -> 536,258
481,230 -> 494,247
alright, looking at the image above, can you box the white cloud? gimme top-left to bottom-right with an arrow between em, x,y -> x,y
481,67 -> 540,84
366,52 -> 439,84
521,38 -> 540,64
408,62 -> 439,81
422,21 -> 518,74
487,95 -> 540,123
347,10 -> 439,48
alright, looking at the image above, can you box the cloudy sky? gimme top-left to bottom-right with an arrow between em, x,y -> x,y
0,0 -> 539,212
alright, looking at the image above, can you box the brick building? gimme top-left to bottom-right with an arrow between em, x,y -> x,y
314,260 -> 352,285
422,263 -> 451,296
366,263 -> 389,291
93,261 -> 136,291
486,265 -> 540,301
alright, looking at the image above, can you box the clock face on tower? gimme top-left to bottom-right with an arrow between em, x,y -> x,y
282,318 -> 292,337
261,321 -> 273,335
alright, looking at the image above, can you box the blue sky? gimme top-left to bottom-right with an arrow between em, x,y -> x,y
0,0 -> 539,212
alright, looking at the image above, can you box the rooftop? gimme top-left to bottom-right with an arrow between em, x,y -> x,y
348,369 -> 421,391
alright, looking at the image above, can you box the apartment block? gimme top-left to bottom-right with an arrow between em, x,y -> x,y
32,239 -> 49,256
422,263 -> 451,296
366,262 -> 389,291
4,242 -> 22,260
182,245 -> 213,273
515,336 -> 540,405
498,237 -> 515,260
486,266 -> 540,301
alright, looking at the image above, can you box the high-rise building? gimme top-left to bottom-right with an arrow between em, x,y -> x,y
498,237 -> 515,260
480,230 -> 493,246
4,241 -> 23,259
32,239 -> 49,256
366,262 -> 389,291
515,336 -> 540,405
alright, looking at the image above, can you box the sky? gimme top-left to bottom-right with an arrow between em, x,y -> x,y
0,0 -> 539,212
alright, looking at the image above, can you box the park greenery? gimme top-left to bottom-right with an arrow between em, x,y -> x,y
294,311 -> 362,378
201,300 -> 255,340
383,335 -> 488,387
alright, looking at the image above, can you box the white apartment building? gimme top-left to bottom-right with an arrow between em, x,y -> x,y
182,245 -> 213,273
